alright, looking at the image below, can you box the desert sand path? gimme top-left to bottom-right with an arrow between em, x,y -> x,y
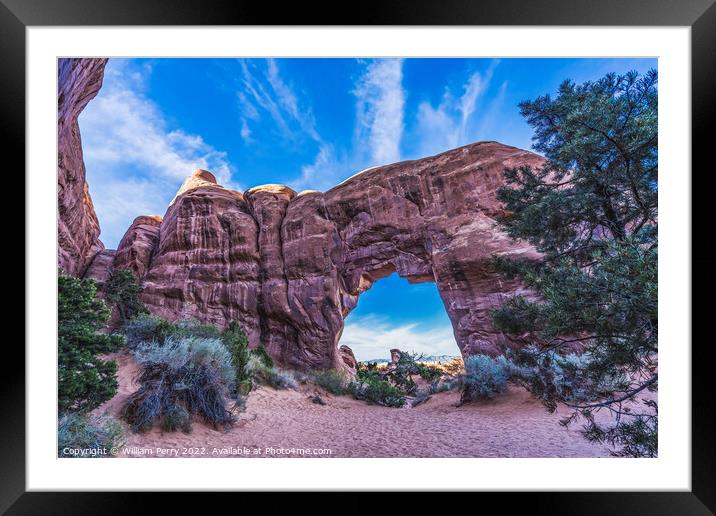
99,353 -> 613,458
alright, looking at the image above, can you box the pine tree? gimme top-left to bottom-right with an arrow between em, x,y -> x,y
491,70 -> 658,457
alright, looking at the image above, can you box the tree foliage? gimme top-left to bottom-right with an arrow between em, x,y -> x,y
221,322 -> 252,395
58,274 -> 124,413
491,70 -> 658,457
102,269 -> 148,324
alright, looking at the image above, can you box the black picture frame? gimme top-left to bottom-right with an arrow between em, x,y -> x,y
5,0 -> 714,512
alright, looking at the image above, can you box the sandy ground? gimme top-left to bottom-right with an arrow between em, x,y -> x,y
96,352 -> 615,458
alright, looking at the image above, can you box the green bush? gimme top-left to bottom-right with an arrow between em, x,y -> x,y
58,274 -> 124,413
123,337 -> 235,433
58,412 -> 125,458
250,344 -> 274,369
416,363 -> 443,382
355,377 -> 406,408
314,369 -> 351,395
221,323 -> 251,395
102,269 -> 148,324
461,354 -> 512,401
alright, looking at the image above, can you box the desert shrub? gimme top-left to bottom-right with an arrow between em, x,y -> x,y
356,362 -> 382,383
102,269 -> 148,324
385,351 -> 422,394
58,412 -> 125,458
161,405 -> 192,434
507,346 -> 626,409
416,363 -> 443,382
123,337 -> 235,433
314,369 -> 351,395
351,376 -> 406,408
250,344 -> 274,369
247,356 -> 298,390
221,323 -> 252,395
58,274 -> 124,413
122,314 -> 220,348
461,354 -> 512,401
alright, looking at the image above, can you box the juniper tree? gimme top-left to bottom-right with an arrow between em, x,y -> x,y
58,274 -> 125,413
222,322 -> 252,395
491,70 -> 658,457
103,269 -> 148,324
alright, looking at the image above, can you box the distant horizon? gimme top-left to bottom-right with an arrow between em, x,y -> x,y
78,57 -> 656,359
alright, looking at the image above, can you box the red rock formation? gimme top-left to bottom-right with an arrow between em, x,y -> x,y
116,142 -> 543,370
57,58 -> 108,276
113,215 -> 162,279
140,170 -> 262,346
57,59 -> 546,370
84,250 -> 116,284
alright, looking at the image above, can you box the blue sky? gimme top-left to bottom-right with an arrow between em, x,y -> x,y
79,57 -> 656,360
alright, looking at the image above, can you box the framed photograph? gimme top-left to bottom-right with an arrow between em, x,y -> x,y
7,0 -> 714,511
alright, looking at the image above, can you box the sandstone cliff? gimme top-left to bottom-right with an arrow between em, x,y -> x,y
58,58 -> 108,276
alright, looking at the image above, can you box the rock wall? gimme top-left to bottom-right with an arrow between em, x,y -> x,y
113,143 -> 543,370
57,58 -> 107,276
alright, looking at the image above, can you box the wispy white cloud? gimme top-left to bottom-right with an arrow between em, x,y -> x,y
288,59 -> 406,192
79,59 -> 238,248
289,143 -> 342,192
414,61 -> 499,158
237,59 -> 320,144
340,315 -> 459,362
353,59 -> 405,166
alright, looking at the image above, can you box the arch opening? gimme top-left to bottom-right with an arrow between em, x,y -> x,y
338,272 -> 460,364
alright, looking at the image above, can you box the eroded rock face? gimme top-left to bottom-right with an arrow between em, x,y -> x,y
114,142 -> 543,370
58,59 -> 545,370
84,250 -> 116,284
113,215 -> 162,279
58,58 -> 108,276
140,170 -> 262,347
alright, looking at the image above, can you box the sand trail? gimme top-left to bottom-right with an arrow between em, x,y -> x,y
98,352 -> 613,458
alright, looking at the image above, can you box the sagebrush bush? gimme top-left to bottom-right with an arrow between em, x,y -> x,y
461,354 -> 512,401
124,337 -> 235,433
247,356 -> 298,390
122,314 -> 221,349
58,274 -> 124,413
161,405 -> 192,434
58,412 -> 125,458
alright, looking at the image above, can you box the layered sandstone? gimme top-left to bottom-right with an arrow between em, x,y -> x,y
58,58 -> 108,276
113,215 -> 162,279
59,59 -> 546,371
112,142 -> 543,370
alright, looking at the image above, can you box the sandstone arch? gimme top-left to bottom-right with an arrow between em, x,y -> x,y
60,58 -> 545,372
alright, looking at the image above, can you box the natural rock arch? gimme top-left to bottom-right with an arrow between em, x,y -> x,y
60,58 -> 545,372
